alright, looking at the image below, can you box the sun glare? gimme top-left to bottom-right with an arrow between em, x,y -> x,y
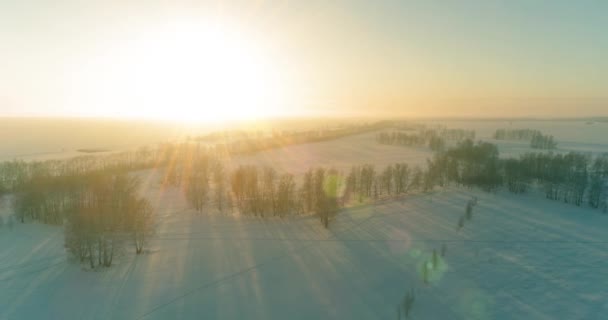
72,20 -> 287,123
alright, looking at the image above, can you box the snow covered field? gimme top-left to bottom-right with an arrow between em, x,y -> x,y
2,183 -> 607,319
2,122 -> 608,319
231,131 -> 432,175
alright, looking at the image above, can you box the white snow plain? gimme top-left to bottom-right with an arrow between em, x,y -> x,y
1,124 -> 608,319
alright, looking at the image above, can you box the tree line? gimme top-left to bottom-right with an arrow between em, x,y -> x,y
426,139 -> 608,211
0,145 -> 174,193
493,128 -> 557,150
493,128 -> 541,140
178,155 -> 441,228
376,128 -> 475,152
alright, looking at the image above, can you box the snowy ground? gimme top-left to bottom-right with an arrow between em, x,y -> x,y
1,125 -> 608,319
2,177 -> 608,318
230,131 -> 432,175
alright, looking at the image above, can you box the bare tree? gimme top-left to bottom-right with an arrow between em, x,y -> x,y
212,162 -> 226,212
64,173 -> 153,268
126,198 -> 155,254
186,171 -> 209,212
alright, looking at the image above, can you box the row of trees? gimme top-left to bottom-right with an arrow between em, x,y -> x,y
376,131 -> 429,147
230,166 -> 300,217
503,152 -> 607,209
344,163 -> 426,202
493,128 -> 557,150
376,128 -> 475,152
229,166 -> 341,227
154,142 -> 342,226
0,144 -> 181,194
440,128 -> 476,141
426,139 -> 608,211
376,131 -> 448,153
530,132 -> 557,149
180,159 -> 443,228
493,129 -> 541,140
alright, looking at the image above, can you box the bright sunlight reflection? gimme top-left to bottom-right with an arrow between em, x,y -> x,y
72,20 -> 287,123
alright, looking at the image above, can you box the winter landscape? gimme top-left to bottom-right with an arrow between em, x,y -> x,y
2,1 -> 608,319
1,119 -> 608,319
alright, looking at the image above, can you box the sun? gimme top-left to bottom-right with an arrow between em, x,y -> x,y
72,20 -> 287,123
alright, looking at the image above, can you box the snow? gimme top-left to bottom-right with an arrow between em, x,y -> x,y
2,178 -> 608,318
1,123 -> 608,319
230,131 -> 433,175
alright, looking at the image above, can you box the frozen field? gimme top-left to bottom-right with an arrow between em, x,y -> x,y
231,131 -> 432,175
2,131 -> 608,319
2,183 -> 607,319
1,120 -> 608,319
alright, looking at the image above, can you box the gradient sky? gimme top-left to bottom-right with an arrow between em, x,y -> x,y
1,0 -> 607,119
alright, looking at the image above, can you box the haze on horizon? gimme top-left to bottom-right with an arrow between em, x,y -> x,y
1,0 -> 607,122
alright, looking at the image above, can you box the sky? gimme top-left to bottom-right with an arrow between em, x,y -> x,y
1,0 -> 607,120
